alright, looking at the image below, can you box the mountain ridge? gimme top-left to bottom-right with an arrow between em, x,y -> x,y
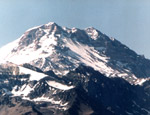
0,22 -> 150,85
1,21 -> 150,114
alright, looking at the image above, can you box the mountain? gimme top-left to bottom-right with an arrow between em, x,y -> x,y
0,22 -> 150,85
0,22 -> 150,114
0,64 -> 150,115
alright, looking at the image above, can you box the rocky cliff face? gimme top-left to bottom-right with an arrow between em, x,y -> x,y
0,64 -> 150,115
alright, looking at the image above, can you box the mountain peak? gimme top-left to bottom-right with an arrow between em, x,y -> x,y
1,22 -> 150,115
85,27 -> 100,40
0,22 -> 150,85
25,22 -> 60,33
43,22 -> 60,29
45,22 -> 57,26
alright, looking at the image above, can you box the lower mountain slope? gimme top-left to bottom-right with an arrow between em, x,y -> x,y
0,64 -> 150,115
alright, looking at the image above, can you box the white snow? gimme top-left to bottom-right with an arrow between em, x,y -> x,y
12,84 -> 34,97
18,66 -> 47,81
45,22 -> 55,26
0,38 -> 20,63
32,96 -> 52,102
4,80 -> 9,83
23,96 -> 69,110
32,96 -> 64,105
134,78 -> 148,85
26,21 -> 56,32
26,25 -> 42,32
46,81 -> 74,90
0,22 -> 148,85
64,38 -> 121,77
86,27 -> 99,40
20,78 -> 28,81
110,37 -> 115,41
71,28 -> 78,33
0,30 -> 57,65
117,73 -> 129,77
11,79 -> 74,98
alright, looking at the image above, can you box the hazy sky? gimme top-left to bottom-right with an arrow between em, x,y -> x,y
0,0 -> 150,58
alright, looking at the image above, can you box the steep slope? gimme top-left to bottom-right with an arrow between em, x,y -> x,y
0,64 -> 150,115
0,22 -> 150,84
0,63 -> 75,114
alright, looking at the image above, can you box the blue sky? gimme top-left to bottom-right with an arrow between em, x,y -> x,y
0,0 -> 150,58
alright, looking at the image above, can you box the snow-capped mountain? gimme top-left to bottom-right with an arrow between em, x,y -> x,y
0,22 -> 150,84
1,22 -> 150,114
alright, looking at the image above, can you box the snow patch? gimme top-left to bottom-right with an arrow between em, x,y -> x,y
134,78 -> 148,85
12,84 -> 33,97
46,81 -> 74,90
86,27 -> 99,40
18,66 -> 47,81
